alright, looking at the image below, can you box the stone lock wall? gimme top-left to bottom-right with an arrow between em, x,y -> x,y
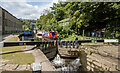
79,49 -> 120,72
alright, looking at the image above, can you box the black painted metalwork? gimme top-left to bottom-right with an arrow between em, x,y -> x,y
3,40 -> 105,48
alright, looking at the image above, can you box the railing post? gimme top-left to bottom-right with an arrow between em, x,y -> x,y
69,41 -> 72,48
56,40 -> 57,48
72,41 -> 75,48
79,42 -> 81,48
47,41 -> 49,49
66,41 -> 68,48
49,41 -> 52,48
75,40 -> 79,49
60,41 -> 62,48
65,41 -> 68,48
58,40 -> 60,46
51,41 -> 53,48
45,41 -> 47,49
42,41 -> 44,49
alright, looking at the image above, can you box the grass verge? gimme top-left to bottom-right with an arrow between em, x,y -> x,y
1,36 -> 34,65
7,36 -> 18,42
2,46 -> 21,52
2,53 -> 34,65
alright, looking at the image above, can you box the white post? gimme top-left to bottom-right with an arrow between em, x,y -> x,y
32,63 -> 42,73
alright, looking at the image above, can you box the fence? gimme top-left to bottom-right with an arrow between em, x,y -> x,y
57,40 -> 104,48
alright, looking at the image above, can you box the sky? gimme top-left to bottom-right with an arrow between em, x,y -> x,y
0,0 -> 59,19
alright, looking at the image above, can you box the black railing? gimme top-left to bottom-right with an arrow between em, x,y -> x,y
3,41 -> 56,47
2,39 -> 118,49
57,40 -> 104,48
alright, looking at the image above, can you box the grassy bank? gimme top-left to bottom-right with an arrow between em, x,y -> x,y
1,36 -> 34,65
7,36 -> 18,42
2,53 -> 34,65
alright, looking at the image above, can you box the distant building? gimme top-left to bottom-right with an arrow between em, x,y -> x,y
58,18 -> 70,26
0,7 -> 23,35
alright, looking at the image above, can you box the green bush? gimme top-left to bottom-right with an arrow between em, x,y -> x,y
89,49 -> 93,55
65,33 -> 84,40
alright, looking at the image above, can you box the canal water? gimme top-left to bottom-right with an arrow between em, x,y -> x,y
51,54 -> 82,72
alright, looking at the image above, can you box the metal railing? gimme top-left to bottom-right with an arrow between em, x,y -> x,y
57,39 -> 119,48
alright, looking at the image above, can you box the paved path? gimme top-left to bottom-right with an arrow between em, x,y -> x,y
1,45 -> 56,71
0,46 -> 33,71
1,34 -> 18,42
32,49 -> 56,71
1,35 -> 56,71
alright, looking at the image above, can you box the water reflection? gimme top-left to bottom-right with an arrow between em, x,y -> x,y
51,54 -> 81,72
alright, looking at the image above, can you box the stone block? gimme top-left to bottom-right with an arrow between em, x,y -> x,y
7,64 -> 18,70
87,66 -> 91,71
91,63 -> 95,68
26,65 -> 31,70
16,65 -> 27,71
87,62 -> 91,66
93,61 -> 101,67
87,58 -> 93,62
102,65 -> 107,71
111,71 -> 120,73
109,67 -> 117,71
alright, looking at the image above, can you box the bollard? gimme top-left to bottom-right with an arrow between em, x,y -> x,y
72,41 -> 75,48
32,63 -> 42,73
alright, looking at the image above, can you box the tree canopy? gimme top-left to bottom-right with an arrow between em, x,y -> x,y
36,2 -> 120,39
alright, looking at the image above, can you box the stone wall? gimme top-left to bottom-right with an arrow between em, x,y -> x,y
0,7 -> 2,35
79,49 -> 120,72
0,7 -> 23,34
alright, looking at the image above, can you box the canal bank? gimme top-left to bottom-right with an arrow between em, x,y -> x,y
79,45 -> 119,72
53,44 -> 119,72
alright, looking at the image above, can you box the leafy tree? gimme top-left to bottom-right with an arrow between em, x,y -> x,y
36,2 -> 120,39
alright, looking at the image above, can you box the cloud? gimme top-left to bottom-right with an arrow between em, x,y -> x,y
0,0 -> 53,2
0,0 -> 59,19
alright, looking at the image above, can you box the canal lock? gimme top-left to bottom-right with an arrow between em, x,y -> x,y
51,54 -> 84,72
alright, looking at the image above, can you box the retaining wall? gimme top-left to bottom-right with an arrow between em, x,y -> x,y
0,7 -> 23,34
79,49 -> 120,72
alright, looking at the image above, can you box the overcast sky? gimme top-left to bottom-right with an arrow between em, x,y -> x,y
0,0 -> 59,19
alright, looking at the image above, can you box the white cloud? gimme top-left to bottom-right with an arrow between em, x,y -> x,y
0,0 -> 59,19
0,0 -> 53,2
